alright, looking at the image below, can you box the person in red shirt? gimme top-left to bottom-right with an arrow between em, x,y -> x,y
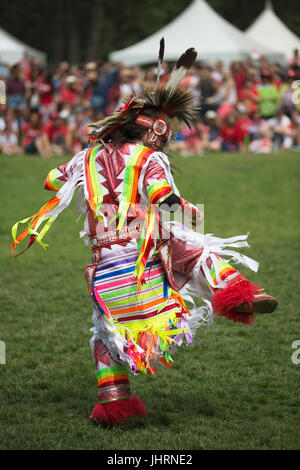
238,79 -> 260,114
231,62 -> 247,101
236,104 -> 252,139
181,119 -> 209,155
22,110 -> 52,157
219,112 -> 246,152
43,111 -> 71,154
36,70 -> 55,112
60,75 -> 80,106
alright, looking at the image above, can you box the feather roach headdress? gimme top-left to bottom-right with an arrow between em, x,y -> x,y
89,41 -> 198,145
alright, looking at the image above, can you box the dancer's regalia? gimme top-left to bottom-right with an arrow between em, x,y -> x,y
11,43 -> 278,426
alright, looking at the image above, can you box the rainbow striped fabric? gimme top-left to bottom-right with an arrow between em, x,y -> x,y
114,145 -> 154,230
97,365 -> 130,404
93,246 -> 185,372
84,144 -> 103,221
147,181 -> 173,205
209,255 -> 240,287
93,247 -> 179,325
44,168 -> 64,192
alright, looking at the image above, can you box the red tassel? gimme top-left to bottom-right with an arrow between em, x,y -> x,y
212,279 -> 260,326
90,395 -> 147,426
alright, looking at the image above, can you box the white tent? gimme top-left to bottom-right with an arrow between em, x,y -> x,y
109,0 -> 284,66
0,27 -> 46,65
246,1 -> 300,61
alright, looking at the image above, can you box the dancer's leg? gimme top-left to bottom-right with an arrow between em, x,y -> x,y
170,239 -> 278,325
90,337 -> 147,426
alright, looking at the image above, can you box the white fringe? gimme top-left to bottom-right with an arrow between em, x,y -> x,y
165,222 -> 259,290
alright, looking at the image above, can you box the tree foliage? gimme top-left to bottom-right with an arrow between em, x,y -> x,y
0,0 -> 299,67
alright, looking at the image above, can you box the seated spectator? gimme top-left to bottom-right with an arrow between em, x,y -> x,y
170,122 -> 187,153
6,64 -> 26,113
26,66 -> 42,110
247,110 -> 266,141
3,108 -> 20,134
197,65 -> 219,117
290,110 -> 300,148
248,127 -> 273,154
180,66 -> 200,92
159,61 -> 170,86
84,70 -> 98,107
279,69 -> 300,117
219,112 -> 246,152
90,62 -> 119,113
204,110 -> 222,151
214,67 -> 237,113
36,70 -> 55,114
235,103 -> 252,147
181,119 -> 209,156
115,67 -> 141,109
22,110 -> 52,157
257,69 -> 280,119
231,61 -> 247,101
238,78 -> 260,114
268,109 -> 295,150
43,110 -> 71,155
60,75 -> 80,107
0,122 -> 22,155
68,107 -> 90,153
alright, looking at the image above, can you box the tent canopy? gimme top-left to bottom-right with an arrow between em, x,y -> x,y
246,1 -> 300,61
0,27 -> 46,66
109,0 -> 284,66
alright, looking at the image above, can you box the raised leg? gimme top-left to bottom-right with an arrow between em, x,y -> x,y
170,239 -> 278,325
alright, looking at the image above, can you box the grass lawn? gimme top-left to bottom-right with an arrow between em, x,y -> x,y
0,150 -> 299,450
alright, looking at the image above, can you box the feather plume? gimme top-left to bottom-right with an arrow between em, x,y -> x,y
159,37 -> 165,63
165,47 -> 197,91
156,37 -> 165,90
88,85 -> 198,143
142,87 -> 197,127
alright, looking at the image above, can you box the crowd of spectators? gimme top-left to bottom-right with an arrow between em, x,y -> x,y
1,49 -> 300,157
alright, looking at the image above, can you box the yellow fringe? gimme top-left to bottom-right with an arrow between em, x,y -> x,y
115,308 -> 181,344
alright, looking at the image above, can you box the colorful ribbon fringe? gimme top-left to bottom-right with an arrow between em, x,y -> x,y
44,168 -> 63,192
112,144 -> 154,230
147,181 -> 173,205
84,144 -> 104,221
109,144 -> 161,287
11,196 -> 60,257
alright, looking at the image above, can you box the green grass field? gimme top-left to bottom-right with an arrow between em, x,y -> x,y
0,151 -> 299,450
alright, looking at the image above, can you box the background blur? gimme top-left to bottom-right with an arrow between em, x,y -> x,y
1,0 -> 300,158
1,0 -> 300,65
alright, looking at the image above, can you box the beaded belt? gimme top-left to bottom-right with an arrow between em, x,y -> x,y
90,223 -> 142,247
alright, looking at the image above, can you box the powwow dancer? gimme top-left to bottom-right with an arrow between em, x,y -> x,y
11,41 -> 278,426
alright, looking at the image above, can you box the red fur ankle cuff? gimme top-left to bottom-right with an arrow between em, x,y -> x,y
212,279 -> 260,326
90,395 -> 147,426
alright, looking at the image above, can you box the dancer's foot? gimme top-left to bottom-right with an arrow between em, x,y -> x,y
236,293 -> 278,314
90,395 -> 147,426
